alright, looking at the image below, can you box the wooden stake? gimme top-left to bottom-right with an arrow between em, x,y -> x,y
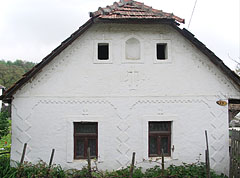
205,130 -> 210,178
20,143 -> 27,165
87,147 -> 92,178
49,149 -> 55,167
129,152 -> 136,178
161,149 -> 164,176
18,143 -> 27,178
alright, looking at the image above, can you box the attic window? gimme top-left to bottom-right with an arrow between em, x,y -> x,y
157,43 -> 167,60
98,43 -> 109,60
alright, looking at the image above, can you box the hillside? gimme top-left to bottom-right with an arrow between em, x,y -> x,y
0,60 -> 35,89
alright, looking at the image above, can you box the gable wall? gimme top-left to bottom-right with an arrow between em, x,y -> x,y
10,23 -> 240,175
14,23 -> 239,98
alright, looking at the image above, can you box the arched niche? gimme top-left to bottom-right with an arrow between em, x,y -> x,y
125,38 -> 140,60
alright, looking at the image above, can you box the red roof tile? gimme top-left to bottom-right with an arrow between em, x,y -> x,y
90,0 -> 185,24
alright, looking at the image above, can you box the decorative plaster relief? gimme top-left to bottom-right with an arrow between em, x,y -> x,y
122,34 -> 144,64
125,38 -> 141,60
192,51 -> 238,91
12,97 -> 229,173
12,101 -> 41,160
94,24 -> 168,34
123,66 -> 146,90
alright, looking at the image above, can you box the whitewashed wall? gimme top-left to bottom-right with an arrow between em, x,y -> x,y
11,23 -> 240,175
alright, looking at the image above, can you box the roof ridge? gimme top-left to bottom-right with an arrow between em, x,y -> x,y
89,0 -> 185,23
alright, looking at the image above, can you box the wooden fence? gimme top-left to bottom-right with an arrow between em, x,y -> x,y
230,129 -> 240,178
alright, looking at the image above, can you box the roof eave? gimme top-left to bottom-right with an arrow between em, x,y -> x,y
2,18 -> 240,103
94,18 -> 179,25
170,24 -> 240,89
1,18 -> 95,103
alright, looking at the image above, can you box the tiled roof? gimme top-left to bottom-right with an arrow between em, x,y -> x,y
90,0 -> 185,24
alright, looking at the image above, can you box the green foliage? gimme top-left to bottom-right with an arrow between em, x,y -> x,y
104,167 -> 144,178
0,111 -> 10,139
165,163 -> 227,178
0,59 -> 35,89
0,155 -> 17,178
0,128 -> 11,154
0,155 -> 228,178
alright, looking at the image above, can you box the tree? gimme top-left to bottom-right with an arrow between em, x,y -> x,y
0,59 -> 35,89
0,111 -> 9,139
228,54 -> 240,75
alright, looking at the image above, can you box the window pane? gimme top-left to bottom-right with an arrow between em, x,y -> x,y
161,137 -> 169,154
157,44 -> 167,59
76,138 -> 84,157
98,43 -> 109,60
149,136 -> 157,155
149,122 -> 170,132
88,139 -> 97,157
75,123 -> 97,134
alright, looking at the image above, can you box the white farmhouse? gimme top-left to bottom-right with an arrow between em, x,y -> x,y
1,0 -> 240,175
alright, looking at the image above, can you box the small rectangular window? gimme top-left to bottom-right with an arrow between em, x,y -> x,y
74,122 -> 98,159
156,44 -> 167,60
98,43 -> 109,60
149,121 -> 171,157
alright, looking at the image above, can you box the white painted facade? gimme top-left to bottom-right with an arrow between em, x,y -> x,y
10,23 -> 240,175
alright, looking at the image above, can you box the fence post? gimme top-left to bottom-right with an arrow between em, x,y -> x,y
161,149 -> 164,176
129,152 -> 136,178
87,147 -> 92,178
17,143 -> 27,178
49,149 -> 55,167
229,130 -> 234,178
230,129 -> 240,178
20,143 -> 27,165
205,130 -> 210,178
46,149 -> 55,178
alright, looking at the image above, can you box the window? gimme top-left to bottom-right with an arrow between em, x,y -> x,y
156,43 -> 167,60
149,121 -> 171,157
74,122 -> 98,159
98,43 -> 109,60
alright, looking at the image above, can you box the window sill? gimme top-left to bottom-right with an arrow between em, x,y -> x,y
153,59 -> 172,64
73,158 -> 98,162
148,156 -> 176,162
93,60 -> 113,64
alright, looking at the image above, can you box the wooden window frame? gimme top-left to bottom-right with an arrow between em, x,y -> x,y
148,121 -> 171,157
74,122 -> 98,159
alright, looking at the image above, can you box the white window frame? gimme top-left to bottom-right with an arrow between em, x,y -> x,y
141,115 -> 177,160
93,40 -> 113,64
66,116 -> 105,163
153,40 -> 172,64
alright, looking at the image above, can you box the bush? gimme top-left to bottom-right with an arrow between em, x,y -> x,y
0,155 -> 17,178
0,111 -> 10,139
0,155 -> 228,178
